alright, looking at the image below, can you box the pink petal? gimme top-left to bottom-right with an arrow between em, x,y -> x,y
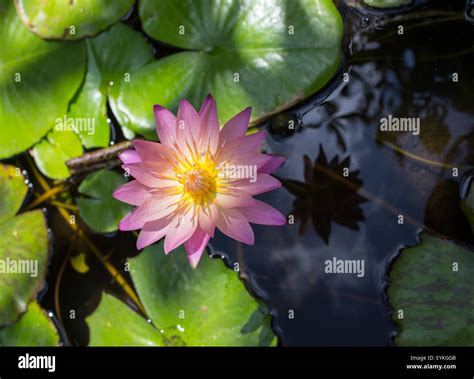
199,94 -> 213,116
198,95 -> 219,154
233,174 -> 281,195
119,150 -> 141,164
119,211 -> 145,231
222,153 -> 275,170
176,98 -> 200,144
239,200 -> 286,226
126,194 -> 180,227
136,217 -> 172,250
217,131 -> 265,162
215,190 -> 256,208
123,162 -> 176,188
239,131 -> 266,153
220,107 -> 252,144
164,210 -> 198,254
113,180 -> 152,206
216,208 -> 255,245
184,228 -> 211,269
132,139 -> 175,163
259,154 -> 286,174
154,105 -> 177,146
198,203 -> 218,236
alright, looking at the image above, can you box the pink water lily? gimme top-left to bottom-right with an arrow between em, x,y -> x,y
113,95 -> 286,268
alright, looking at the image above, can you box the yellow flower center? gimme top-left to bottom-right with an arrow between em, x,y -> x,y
183,168 -> 213,196
176,159 -> 218,205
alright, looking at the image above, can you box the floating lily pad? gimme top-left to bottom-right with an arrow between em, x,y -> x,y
70,23 -> 154,146
89,23 -> 155,86
76,169 -> 132,233
110,0 -> 343,134
0,0 -> 85,159
0,301 -> 59,346
363,0 -> 412,8
28,23 -> 151,159
0,164 -> 49,326
14,0 -> 134,40
32,128 -> 83,180
68,42 -> 110,149
87,242 -> 276,346
87,293 -> 167,346
388,233 -> 474,346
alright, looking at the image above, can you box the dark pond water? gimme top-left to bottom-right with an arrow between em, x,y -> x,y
15,0 -> 474,346
234,0 -> 474,346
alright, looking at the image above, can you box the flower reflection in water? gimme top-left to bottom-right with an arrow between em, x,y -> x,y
283,146 -> 367,243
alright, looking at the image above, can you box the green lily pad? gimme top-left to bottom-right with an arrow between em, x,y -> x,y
14,0 -> 134,40
0,0 -> 85,159
32,128 -> 83,180
76,169 -> 132,234
110,0 -> 343,134
363,0 -> 412,8
89,23 -> 155,86
388,233 -> 474,346
87,293 -> 167,346
70,23 -> 154,146
0,301 -> 60,346
0,164 -> 49,326
26,23 -> 151,161
87,242 -> 276,346
68,42 -> 110,149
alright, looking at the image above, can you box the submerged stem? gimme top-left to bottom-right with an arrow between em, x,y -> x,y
54,229 -> 78,344
25,155 -> 147,316
24,185 -> 66,210
48,200 -> 78,212
376,137 -> 474,170
57,206 -> 147,315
